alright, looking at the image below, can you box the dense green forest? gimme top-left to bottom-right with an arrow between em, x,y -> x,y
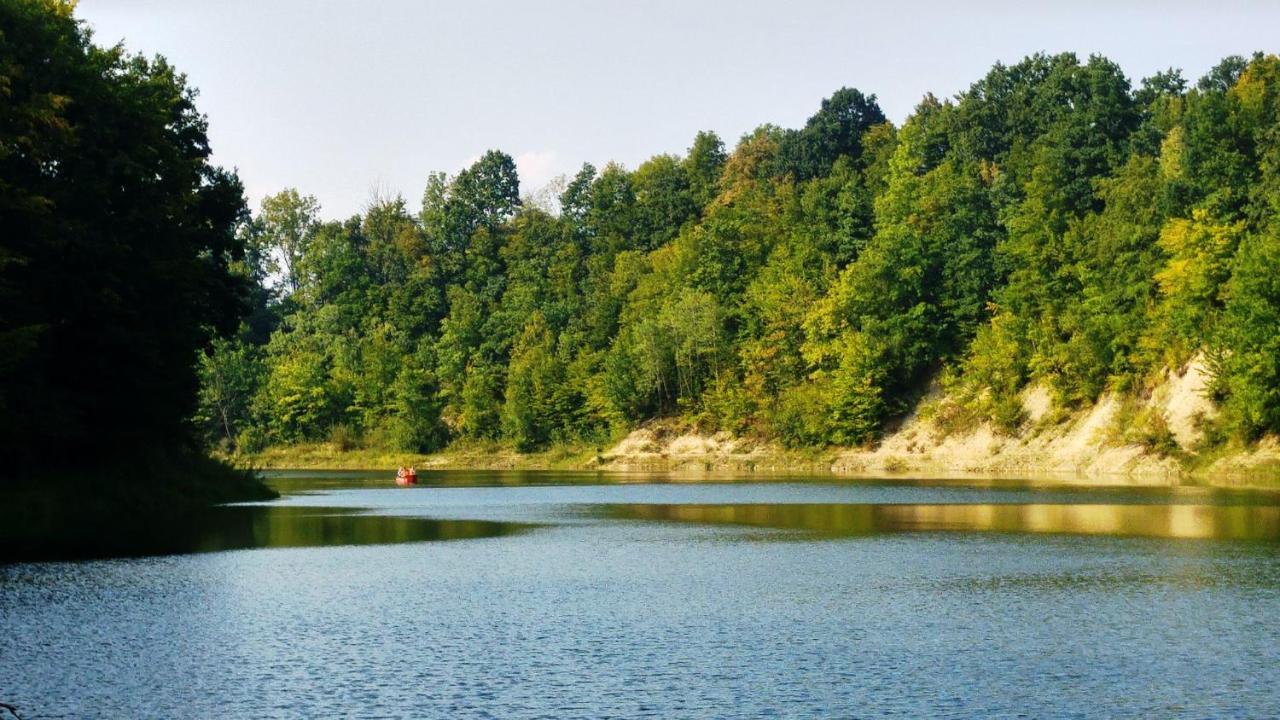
201,51 -> 1280,457
1,0 -> 263,503
6,1 -> 1279,471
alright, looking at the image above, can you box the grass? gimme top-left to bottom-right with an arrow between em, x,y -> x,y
234,438 -> 604,471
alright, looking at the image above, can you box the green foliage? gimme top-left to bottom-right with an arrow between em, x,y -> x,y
1215,228 -> 1280,439
16,3 -> 1280,471
327,423 -> 360,452
803,112 -> 1001,442
256,189 -> 321,292
685,131 -> 728,208
260,334 -> 349,442
1149,210 -> 1246,367
1115,400 -> 1183,458
458,361 -> 503,439
186,50 -> 1280,457
0,0 -> 251,473
774,87 -> 887,180
196,336 -> 265,450
501,314 -> 563,450
768,381 -> 836,448
384,347 -> 448,452
631,154 -> 698,250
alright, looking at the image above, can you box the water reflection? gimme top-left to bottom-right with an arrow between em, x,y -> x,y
608,503 -> 1280,541
11,506 -> 532,561
192,506 -> 532,553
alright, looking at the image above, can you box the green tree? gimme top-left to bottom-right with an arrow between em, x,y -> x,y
386,344 -> 448,452
258,189 -> 321,293
684,130 -> 727,208
632,154 -> 697,250
774,87 -> 887,180
0,0 -> 251,472
804,115 -> 1000,442
444,150 -> 521,253
196,336 -> 265,450
502,313 -> 564,450
1216,228 -> 1280,438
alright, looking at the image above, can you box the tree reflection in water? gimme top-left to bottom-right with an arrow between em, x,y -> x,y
607,503 -> 1280,541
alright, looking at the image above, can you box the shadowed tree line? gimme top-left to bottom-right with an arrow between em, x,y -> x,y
1,0 -> 255,484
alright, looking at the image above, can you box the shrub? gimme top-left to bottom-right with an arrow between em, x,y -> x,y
769,381 -> 835,448
235,426 -> 267,455
327,423 -> 359,452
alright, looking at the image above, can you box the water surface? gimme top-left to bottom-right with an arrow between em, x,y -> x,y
3,471 -> 1278,718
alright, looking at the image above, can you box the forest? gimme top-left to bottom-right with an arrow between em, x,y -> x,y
198,52 -> 1280,459
4,1 -> 1279,475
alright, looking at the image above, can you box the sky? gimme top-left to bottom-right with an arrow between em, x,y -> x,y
78,0 -> 1280,219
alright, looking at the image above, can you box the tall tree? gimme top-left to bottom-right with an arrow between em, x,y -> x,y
775,87 -> 887,180
0,0 -> 250,472
257,189 -> 320,293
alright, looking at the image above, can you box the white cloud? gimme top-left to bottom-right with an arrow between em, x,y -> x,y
514,150 -> 560,191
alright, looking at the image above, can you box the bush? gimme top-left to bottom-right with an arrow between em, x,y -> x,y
769,381 -> 834,448
921,396 -> 979,439
1109,397 -> 1183,458
698,379 -> 755,436
1127,408 -> 1183,458
235,426 -> 268,455
327,423 -> 360,452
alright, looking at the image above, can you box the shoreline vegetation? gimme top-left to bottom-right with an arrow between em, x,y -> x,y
239,413 -> 1280,490
237,352 -> 1280,488
239,443 -> 1280,489
198,52 -> 1280,486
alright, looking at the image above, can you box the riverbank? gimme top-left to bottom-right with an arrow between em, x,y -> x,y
580,359 -> 1280,487
241,439 -> 603,472
237,359 -> 1280,488
237,422 -> 1280,488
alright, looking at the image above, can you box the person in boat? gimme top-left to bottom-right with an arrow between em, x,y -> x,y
396,466 -> 406,480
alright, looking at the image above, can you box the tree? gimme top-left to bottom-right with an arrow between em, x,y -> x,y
804,115 -> 1000,442
1216,228 -> 1280,438
196,337 -> 265,450
202,49 -> 1280,458
258,189 -> 321,293
1149,210 -> 1245,368
685,131 -> 727,208
386,344 -> 448,452
502,313 -> 563,450
774,87 -> 887,180
560,163 -> 597,244
444,150 -> 521,253
632,154 -> 697,250
587,162 -> 637,255
0,0 -> 251,472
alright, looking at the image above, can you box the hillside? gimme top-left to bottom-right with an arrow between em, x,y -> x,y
203,53 -> 1280,475
594,356 -> 1280,485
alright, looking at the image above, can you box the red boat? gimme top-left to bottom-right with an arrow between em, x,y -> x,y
395,467 -> 418,486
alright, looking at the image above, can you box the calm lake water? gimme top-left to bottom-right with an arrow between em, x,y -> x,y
3,471 -> 1280,718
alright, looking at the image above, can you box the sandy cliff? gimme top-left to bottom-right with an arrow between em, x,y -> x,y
593,357 -> 1280,485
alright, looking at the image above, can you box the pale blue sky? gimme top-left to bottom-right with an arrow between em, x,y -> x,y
79,0 -> 1280,219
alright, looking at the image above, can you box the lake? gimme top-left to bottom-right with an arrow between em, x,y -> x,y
3,471 -> 1279,718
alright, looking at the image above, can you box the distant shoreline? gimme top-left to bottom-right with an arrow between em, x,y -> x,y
237,430 -> 1280,491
